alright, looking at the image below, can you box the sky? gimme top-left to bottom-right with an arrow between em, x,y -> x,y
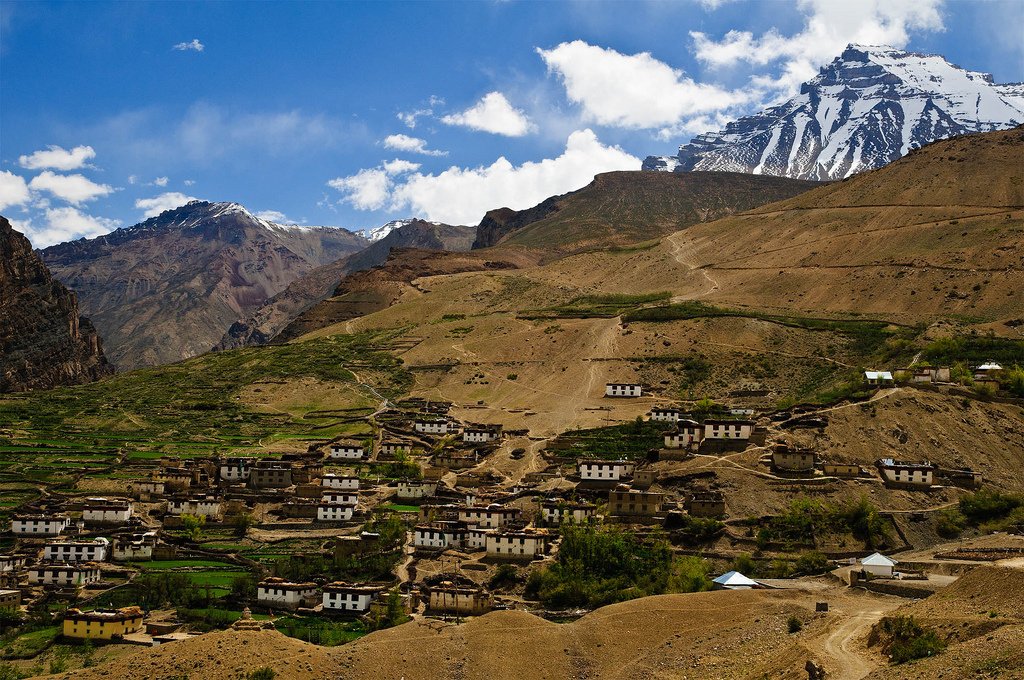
1,0 -> 1022,248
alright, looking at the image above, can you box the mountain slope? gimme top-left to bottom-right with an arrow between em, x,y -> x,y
0,216 -> 112,392
644,44 -> 1024,181
215,219 -> 475,350
40,201 -> 367,369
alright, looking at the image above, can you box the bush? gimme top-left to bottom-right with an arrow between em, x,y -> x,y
935,508 -> 966,538
879,615 -> 947,664
794,551 -> 831,576
666,514 -> 724,545
246,668 -> 276,680
959,489 -> 1022,525
787,615 -> 803,633
488,564 -> 519,590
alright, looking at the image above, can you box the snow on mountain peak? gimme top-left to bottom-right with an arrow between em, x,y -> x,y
643,45 -> 1024,181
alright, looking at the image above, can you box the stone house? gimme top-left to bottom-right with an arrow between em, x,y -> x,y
10,514 -> 71,536
577,459 -> 635,482
322,582 -> 382,614
29,564 -> 101,587
664,419 -> 703,448
876,459 -> 936,488
256,578 -> 318,610
605,383 -> 642,398
81,498 -> 133,525
702,419 -> 755,441
607,487 -> 666,519
43,538 -> 109,563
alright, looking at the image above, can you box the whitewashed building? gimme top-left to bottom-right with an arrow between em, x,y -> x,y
10,514 -> 71,536
859,552 -> 898,578
322,474 -> 360,490
577,459 -> 635,482
322,491 -> 358,506
28,564 -> 101,587
219,458 -> 254,482
397,480 -> 438,500
664,419 -> 704,448
111,531 -> 158,562
327,441 -> 366,461
703,419 -> 755,440
540,500 -> 597,525
877,459 -> 936,488
0,555 -> 27,572
317,504 -> 355,522
43,538 -> 109,563
322,582 -> 381,613
485,530 -> 547,560
413,523 -> 467,551
605,383 -> 642,398
257,579 -> 318,610
167,497 -> 222,519
414,419 -> 450,435
81,498 -> 133,525
458,505 -> 521,529
134,479 -> 165,497
463,425 -> 501,444
864,370 -> 894,386
649,406 -> 685,422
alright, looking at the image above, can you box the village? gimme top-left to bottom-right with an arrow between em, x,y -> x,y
1,356 -> 1021,668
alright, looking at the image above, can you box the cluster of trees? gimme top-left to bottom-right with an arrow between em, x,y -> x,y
731,551 -> 830,578
274,512 -> 407,583
937,489 -> 1024,537
524,525 -> 712,609
756,497 -> 888,550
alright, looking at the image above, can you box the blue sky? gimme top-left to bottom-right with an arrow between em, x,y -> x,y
1,0 -> 1022,247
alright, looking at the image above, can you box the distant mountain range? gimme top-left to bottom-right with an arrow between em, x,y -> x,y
644,44 -> 1024,181
1,216 -> 111,391
40,201 -> 368,369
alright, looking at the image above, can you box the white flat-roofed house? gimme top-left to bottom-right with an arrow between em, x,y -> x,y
859,552 -> 898,578
322,491 -> 359,506
540,500 -> 597,525
0,555 -> 27,572
219,458 -> 254,482
864,370 -> 894,386
81,498 -> 133,525
771,445 -> 817,473
414,419 -> 450,435
256,578 -> 318,610
134,479 -> 165,498
167,497 -> 222,519
463,425 -> 501,444
877,459 -> 936,488
413,523 -> 467,551
28,564 -> 101,587
379,442 -> 409,458
327,441 -> 366,461
973,362 -> 1003,380
322,474 -> 360,490
317,503 -> 355,522
702,419 -> 755,441
322,582 -> 382,613
397,480 -> 438,500
111,531 -> 158,561
649,406 -> 685,423
10,514 -> 71,536
577,459 -> 635,482
664,419 -> 704,448
457,505 -> 521,529
605,383 -> 642,398
465,527 -> 489,550
43,538 -> 109,563
485,530 -> 547,560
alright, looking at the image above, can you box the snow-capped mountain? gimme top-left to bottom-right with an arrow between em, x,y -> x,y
643,45 -> 1024,181
359,218 -> 450,242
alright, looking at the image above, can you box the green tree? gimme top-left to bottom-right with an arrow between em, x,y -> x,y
181,513 -> 206,542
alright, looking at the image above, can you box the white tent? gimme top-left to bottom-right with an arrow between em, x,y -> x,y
712,570 -> 760,590
859,552 -> 898,578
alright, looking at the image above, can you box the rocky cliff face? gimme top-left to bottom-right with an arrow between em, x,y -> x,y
0,216 -> 112,392
644,44 -> 1024,180
215,219 -> 475,350
40,201 -> 368,369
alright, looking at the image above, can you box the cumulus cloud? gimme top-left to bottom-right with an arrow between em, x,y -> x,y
690,0 -> 945,92
173,38 -> 204,52
382,134 -> 447,156
397,95 -> 444,129
538,41 -> 751,131
0,171 -> 31,210
152,176 -> 169,187
28,171 -> 115,205
327,169 -> 392,211
135,191 -> 199,219
382,159 -> 421,175
184,179 -> 196,186
253,210 -> 301,224
441,92 -> 536,136
369,129 -> 638,225
25,206 -> 121,248
18,144 -> 96,171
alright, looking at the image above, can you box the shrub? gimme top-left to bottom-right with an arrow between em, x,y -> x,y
959,489 -> 1022,525
935,508 -> 966,538
787,616 -> 803,633
878,615 -> 947,664
794,551 -> 831,576
488,564 -> 519,590
506,373 -> 518,381
246,668 -> 277,680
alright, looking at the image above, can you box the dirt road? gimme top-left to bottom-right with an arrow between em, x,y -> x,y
809,601 -> 895,680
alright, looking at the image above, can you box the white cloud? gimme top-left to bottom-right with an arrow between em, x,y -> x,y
28,171 -> 114,205
127,175 -> 138,185
184,179 -> 196,186
382,159 -> 421,175
25,206 -> 121,248
382,133 -> 447,156
253,210 -> 302,225
135,191 -> 199,219
173,38 -> 204,52
327,169 -> 392,210
690,0 -> 945,92
538,41 -> 751,131
397,96 -> 445,128
0,171 -> 31,210
18,144 -> 96,171
386,129 -> 638,225
152,176 -> 169,187
441,92 -> 536,136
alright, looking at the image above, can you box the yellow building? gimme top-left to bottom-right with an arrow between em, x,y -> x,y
62,607 -> 143,640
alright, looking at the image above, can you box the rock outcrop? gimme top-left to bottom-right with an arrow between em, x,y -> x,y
0,216 -> 112,392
